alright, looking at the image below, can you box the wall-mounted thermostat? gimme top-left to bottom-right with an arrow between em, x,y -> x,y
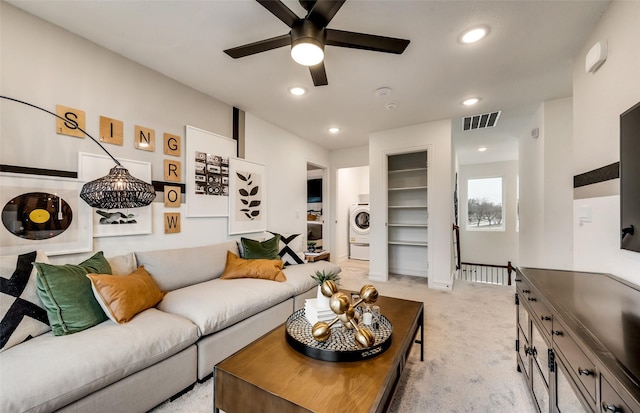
585,40 -> 607,73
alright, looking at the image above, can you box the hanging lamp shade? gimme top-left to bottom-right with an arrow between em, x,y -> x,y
80,165 -> 156,209
1,96 -> 157,210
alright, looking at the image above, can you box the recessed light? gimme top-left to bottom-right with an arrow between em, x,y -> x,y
374,87 -> 392,97
328,127 -> 341,134
478,146 -> 488,152
463,97 -> 480,106
459,26 -> 489,44
289,87 -> 306,96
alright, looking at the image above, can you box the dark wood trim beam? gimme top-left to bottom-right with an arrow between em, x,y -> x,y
0,164 -> 77,179
573,162 -> 619,188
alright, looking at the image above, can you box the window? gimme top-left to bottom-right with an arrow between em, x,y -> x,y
466,177 -> 504,231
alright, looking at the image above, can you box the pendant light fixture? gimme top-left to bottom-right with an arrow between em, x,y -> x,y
1,96 -> 156,209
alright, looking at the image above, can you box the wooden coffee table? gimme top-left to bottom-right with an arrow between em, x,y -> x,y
214,295 -> 424,413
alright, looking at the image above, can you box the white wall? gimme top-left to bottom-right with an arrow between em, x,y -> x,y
329,145 -> 369,262
518,97 -> 573,269
369,120 -> 453,290
572,0 -> 640,285
459,161 -> 519,266
336,166 -> 369,260
519,105 -> 545,267
244,113 -> 331,250
0,4 -> 330,264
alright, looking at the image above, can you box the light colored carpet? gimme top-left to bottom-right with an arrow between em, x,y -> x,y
150,260 -> 536,413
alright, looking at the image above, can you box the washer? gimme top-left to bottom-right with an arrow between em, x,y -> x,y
349,204 -> 370,260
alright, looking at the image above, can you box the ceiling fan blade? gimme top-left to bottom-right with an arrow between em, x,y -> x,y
224,34 -> 291,58
309,63 -> 328,86
308,0 -> 346,27
256,0 -> 299,28
326,29 -> 410,54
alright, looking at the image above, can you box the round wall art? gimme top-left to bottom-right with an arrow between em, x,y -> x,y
1,192 -> 73,240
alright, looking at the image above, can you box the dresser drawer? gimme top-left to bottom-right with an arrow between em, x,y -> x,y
552,319 -> 596,403
601,375 -> 638,413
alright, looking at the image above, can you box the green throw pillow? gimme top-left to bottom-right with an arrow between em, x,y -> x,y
241,235 -> 280,260
35,251 -> 112,336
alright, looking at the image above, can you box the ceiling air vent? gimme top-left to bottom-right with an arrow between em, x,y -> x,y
462,111 -> 501,131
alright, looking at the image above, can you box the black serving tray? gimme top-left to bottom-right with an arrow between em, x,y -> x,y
285,308 -> 393,362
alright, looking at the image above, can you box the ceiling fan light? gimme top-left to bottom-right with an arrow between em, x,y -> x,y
291,39 -> 324,66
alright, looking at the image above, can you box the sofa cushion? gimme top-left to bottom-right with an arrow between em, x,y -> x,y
282,260 -> 342,296
220,251 -> 286,282
241,235 -> 280,259
0,308 -> 199,413
135,241 -> 239,291
158,277 -> 296,336
0,250 -> 51,352
87,266 -> 165,324
34,252 -> 111,336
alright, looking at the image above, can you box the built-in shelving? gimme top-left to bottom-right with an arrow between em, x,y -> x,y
387,151 -> 428,278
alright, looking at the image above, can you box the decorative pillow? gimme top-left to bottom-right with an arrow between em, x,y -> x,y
0,250 -> 51,352
87,266 -> 165,324
241,235 -> 280,260
220,251 -> 286,282
267,231 -> 306,265
107,252 -> 137,275
35,251 -> 111,336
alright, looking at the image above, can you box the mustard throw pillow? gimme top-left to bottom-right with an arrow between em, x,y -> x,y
87,266 -> 165,324
221,251 -> 286,282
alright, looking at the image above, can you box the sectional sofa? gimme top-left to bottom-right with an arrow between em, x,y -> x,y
0,239 -> 340,413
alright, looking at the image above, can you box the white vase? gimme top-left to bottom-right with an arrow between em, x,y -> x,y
316,285 -> 331,310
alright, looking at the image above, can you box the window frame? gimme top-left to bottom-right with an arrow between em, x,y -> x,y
465,175 -> 506,232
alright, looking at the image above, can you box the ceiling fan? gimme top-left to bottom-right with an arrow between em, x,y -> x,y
223,0 -> 410,86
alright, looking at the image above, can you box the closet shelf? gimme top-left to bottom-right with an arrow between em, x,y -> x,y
388,167 -> 427,174
388,205 -> 427,209
388,186 -> 427,191
388,241 -> 428,247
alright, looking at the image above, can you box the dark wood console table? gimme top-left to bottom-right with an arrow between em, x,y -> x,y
515,267 -> 640,413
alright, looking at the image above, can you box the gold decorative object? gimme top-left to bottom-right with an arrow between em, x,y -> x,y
311,282 -> 379,348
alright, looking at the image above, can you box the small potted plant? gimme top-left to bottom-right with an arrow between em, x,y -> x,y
307,241 -> 317,252
310,270 -> 340,309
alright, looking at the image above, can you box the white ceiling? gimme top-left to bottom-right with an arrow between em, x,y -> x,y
7,0 -> 610,164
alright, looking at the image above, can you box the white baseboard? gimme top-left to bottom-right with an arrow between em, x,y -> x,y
368,272 -> 388,282
388,266 -> 428,278
428,272 -> 454,290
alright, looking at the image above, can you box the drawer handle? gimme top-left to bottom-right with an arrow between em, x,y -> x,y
527,297 -> 537,302
552,330 -> 563,336
602,403 -> 622,412
515,278 -> 522,282
541,315 -> 551,321
578,367 -> 593,376
524,345 -> 532,356
522,289 -> 531,293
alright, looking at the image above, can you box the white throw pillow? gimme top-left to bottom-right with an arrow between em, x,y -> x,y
266,231 -> 306,265
0,250 -> 51,351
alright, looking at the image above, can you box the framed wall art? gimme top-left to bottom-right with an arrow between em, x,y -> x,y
0,172 -> 93,255
78,152 -> 153,237
229,158 -> 266,235
185,125 -> 236,217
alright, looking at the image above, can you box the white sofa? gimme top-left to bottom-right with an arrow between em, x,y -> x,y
0,240 -> 340,413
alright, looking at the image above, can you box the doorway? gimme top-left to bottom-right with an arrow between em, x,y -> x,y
306,163 -> 326,253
